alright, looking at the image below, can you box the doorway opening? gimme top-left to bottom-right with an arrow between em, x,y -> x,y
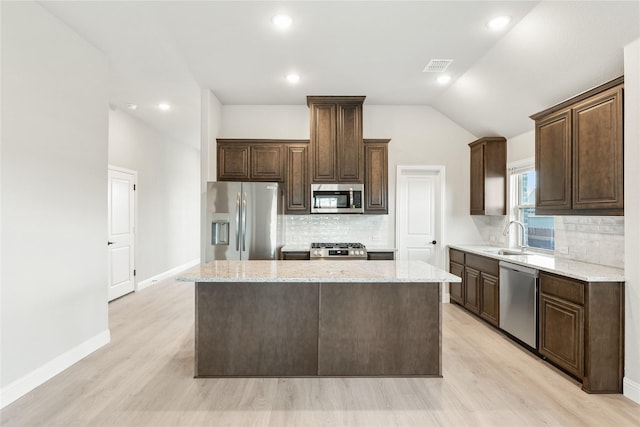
108,166 -> 137,301
395,165 -> 446,299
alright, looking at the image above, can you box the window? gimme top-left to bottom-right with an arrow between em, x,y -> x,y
509,163 -> 555,251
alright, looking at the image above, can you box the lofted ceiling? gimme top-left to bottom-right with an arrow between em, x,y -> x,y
39,1 -> 639,148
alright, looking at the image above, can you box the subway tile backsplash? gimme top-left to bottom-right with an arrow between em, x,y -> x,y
285,215 -> 391,247
474,215 -> 625,269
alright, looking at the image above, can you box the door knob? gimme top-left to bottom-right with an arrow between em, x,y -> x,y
431,240 -> 437,245
108,241 -> 115,245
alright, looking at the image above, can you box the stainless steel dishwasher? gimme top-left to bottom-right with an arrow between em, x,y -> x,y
499,261 -> 539,349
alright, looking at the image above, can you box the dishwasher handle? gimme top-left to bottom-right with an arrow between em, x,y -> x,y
499,261 -> 539,278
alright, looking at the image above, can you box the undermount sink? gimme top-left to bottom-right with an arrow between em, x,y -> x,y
483,248 -> 534,256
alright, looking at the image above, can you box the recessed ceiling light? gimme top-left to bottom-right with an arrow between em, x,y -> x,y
286,73 -> 300,84
437,75 -> 451,85
126,103 -> 137,110
158,102 -> 171,111
272,14 -> 293,30
487,16 -> 511,31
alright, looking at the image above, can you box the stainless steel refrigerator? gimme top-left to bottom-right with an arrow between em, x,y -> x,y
205,182 -> 284,261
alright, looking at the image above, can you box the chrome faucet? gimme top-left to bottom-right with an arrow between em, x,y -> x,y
503,220 -> 528,252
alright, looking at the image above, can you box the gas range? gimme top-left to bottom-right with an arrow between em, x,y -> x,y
310,242 -> 367,260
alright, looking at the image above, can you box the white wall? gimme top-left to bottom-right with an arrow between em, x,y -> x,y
623,38 -> 640,404
506,129 -> 535,163
364,106 -> 479,247
220,105 -> 309,139
1,2 -> 109,406
108,108 -> 200,284
200,90 -> 223,261
219,104 -> 482,249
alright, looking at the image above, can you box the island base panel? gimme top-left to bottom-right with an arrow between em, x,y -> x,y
318,283 -> 441,376
195,280 -> 441,377
195,282 -> 319,376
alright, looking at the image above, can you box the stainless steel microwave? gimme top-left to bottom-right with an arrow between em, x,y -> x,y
311,183 -> 364,214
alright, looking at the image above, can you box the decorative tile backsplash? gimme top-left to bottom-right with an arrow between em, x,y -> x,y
285,215 -> 391,247
473,215 -> 625,269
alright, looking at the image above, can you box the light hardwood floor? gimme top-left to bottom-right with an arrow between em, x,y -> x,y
2,275 -> 639,426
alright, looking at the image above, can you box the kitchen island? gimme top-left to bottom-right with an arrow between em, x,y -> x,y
178,260 -> 461,378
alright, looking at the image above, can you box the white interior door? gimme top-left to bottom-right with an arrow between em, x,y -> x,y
108,167 -> 136,301
396,166 -> 443,266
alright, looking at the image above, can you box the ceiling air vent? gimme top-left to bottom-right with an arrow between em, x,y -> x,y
422,59 -> 454,73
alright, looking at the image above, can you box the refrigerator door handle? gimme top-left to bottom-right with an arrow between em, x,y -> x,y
235,192 -> 241,251
242,192 -> 247,252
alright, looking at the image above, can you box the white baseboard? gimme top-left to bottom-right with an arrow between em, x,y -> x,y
136,258 -> 200,291
624,377 -> 640,404
0,330 -> 110,409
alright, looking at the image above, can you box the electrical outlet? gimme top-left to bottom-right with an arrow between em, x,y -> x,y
558,246 -> 569,255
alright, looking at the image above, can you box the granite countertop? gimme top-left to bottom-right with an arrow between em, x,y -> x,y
178,260 -> 461,283
449,244 -> 624,282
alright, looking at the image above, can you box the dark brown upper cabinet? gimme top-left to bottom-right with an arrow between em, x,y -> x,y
469,137 -> 506,215
217,139 -> 284,182
531,77 -> 624,216
307,96 -> 365,183
217,142 -> 250,181
285,143 -> 310,214
216,139 -> 311,214
535,109 -> 573,213
364,139 -> 389,214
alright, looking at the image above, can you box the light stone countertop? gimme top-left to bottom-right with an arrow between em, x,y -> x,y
449,244 -> 624,282
178,260 -> 461,283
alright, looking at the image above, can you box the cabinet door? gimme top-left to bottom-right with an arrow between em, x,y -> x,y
464,267 -> 480,314
572,86 -> 623,212
310,103 -> 337,182
539,294 -> 584,378
469,143 -> 485,215
479,273 -> 499,326
336,103 -> 363,182
364,141 -> 388,213
218,144 -> 250,181
285,144 -> 310,214
535,109 -> 572,214
449,262 -> 465,305
250,145 -> 283,181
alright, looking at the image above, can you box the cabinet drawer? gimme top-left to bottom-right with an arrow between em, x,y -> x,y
449,249 -> 465,264
367,251 -> 395,260
466,254 -> 499,276
540,272 -> 585,305
281,251 -> 311,260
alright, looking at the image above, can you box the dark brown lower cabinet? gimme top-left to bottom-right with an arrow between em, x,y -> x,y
538,271 -> 624,393
367,251 -> 395,260
479,273 -> 499,326
463,267 -> 480,314
539,294 -> 584,378
449,248 -> 624,394
449,261 -> 465,305
281,251 -> 310,260
448,249 -> 498,324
